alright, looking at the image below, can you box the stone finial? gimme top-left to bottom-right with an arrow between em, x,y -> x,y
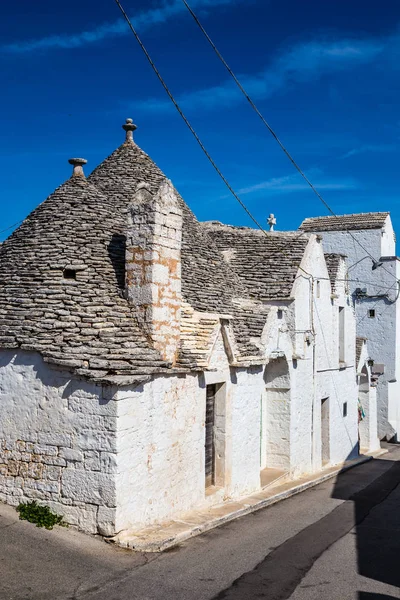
68,158 -> 87,178
267,213 -> 277,231
122,118 -> 137,143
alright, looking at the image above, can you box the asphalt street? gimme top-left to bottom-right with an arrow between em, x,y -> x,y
1,444 -> 400,600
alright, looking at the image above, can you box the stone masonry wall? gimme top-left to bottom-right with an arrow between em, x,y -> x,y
125,180 -> 182,365
315,227 -> 399,439
115,372 -> 204,532
0,350 -> 117,534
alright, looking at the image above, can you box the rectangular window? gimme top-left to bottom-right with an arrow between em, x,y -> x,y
368,309 -> 376,318
316,280 -> 320,298
343,402 -> 348,418
339,307 -> 345,363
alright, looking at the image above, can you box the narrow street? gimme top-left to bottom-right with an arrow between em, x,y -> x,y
1,444 -> 399,600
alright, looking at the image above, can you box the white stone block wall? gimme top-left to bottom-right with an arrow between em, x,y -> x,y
0,350 -> 118,534
314,223 -> 400,439
114,373 -> 205,532
289,356 -> 313,478
297,238 -> 359,469
125,180 -> 182,364
228,367 -> 264,497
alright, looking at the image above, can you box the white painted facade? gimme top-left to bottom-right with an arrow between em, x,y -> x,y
0,236 -> 362,536
356,339 -> 380,454
309,216 -> 400,439
0,350 -> 117,534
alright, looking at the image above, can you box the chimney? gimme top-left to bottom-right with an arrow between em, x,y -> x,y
122,118 -> 137,144
125,179 -> 182,365
68,158 -> 87,178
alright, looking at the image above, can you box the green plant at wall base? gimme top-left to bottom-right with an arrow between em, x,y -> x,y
16,501 -> 67,530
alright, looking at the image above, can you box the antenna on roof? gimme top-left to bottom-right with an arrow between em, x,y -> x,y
267,213 -> 276,231
122,118 -> 137,143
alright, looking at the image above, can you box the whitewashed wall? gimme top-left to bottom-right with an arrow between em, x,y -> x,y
0,350 -> 118,534
314,219 -> 400,439
299,238 -> 359,469
115,372 -> 204,532
357,341 -> 380,453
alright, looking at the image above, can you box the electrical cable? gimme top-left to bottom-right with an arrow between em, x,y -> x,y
181,0 -> 398,287
0,219 -> 24,237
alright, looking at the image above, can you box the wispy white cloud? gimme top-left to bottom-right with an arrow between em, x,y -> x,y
133,36 -> 385,113
235,171 -> 359,196
2,0 -> 242,54
341,143 -> 396,159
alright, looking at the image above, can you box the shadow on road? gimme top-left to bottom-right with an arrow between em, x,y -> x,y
332,446 -> 400,600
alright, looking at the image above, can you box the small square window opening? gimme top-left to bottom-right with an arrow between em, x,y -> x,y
368,309 -> 375,318
277,309 -> 283,319
63,269 -> 77,280
343,402 -> 348,418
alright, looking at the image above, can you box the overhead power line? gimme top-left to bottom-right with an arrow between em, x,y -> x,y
114,0 -> 266,235
113,0 -> 320,282
181,0 -> 398,286
0,219 -> 24,237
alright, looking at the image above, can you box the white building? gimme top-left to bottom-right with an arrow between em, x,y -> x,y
0,121 -> 362,536
300,213 -> 400,440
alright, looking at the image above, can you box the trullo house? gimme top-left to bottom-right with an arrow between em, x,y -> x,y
0,120 -> 365,536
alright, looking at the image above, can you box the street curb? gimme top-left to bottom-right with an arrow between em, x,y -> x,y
112,448 -> 388,552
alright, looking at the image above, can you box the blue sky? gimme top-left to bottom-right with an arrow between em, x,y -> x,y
1,0 -> 400,240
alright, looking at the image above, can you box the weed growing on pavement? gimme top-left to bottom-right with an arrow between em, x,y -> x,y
16,501 -> 66,530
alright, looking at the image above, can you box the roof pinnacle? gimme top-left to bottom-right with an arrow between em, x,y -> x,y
68,158 -> 87,178
122,118 -> 137,143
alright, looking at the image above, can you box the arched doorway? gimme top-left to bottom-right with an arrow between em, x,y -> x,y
261,357 -> 291,476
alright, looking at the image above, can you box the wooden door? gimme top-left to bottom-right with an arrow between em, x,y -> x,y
205,385 -> 216,488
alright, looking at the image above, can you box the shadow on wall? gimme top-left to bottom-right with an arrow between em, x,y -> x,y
0,349 -> 110,405
332,449 -> 400,600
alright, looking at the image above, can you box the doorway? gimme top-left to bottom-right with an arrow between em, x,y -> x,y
321,397 -> 330,465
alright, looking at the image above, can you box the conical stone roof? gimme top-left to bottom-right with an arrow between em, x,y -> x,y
0,173 -> 168,383
0,121 -> 276,381
88,129 -> 249,318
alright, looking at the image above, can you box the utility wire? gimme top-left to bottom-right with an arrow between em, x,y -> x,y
0,219 -> 24,237
113,0 -> 316,278
181,0 -> 398,286
356,279 -> 400,325
114,0 -> 265,234
313,298 -> 355,448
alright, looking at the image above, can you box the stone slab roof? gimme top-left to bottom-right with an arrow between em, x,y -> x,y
300,212 -> 389,232
231,299 -> 270,359
202,222 -> 310,301
0,126 -> 270,381
0,177 -> 169,384
88,141 -> 248,318
324,253 -> 346,291
177,302 -> 221,368
356,337 -> 367,369
89,137 -> 267,364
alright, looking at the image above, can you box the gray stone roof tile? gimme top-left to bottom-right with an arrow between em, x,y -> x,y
202,222 -> 309,300
324,253 -> 346,290
300,212 -> 389,232
0,131 -> 270,379
0,176 -> 169,382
